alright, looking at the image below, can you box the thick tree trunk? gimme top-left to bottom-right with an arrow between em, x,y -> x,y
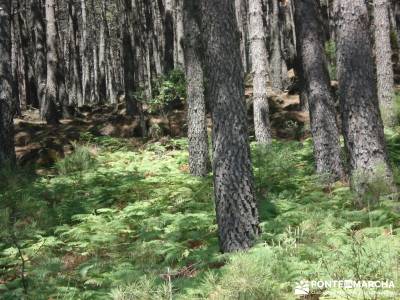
294,0 -> 343,181
373,0 -> 396,127
201,0 -> 260,252
0,0 -> 16,166
270,0 -> 283,91
182,0 -> 210,177
334,0 -> 393,192
44,0 -> 60,124
248,0 -> 272,144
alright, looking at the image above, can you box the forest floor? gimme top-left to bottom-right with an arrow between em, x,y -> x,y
13,89 -> 309,172
2,93 -> 400,299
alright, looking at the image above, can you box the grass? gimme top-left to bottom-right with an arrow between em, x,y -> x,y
1,133 -> 400,299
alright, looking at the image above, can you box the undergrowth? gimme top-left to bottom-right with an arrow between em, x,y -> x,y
2,132 -> 400,299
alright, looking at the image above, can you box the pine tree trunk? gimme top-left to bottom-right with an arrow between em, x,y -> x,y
13,6 -> 26,112
98,0 -> 107,103
164,0 -> 175,72
80,0 -> 90,105
151,0 -> 163,76
68,0 -> 83,106
44,0 -> 60,124
16,0 -> 39,109
294,0 -> 343,181
248,0 -> 272,144
174,0 -> 185,69
182,0 -> 210,177
54,2 -> 70,118
393,0 -> 400,43
121,0 -> 138,116
270,0 -> 283,91
201,0 -> 260,252
11,8 -> 20,117
0,0 -> 15,166
32,0 -> 47,116
334,0 -> 393,192
373,0 -> 396,127
235,0 -> 250,74
89,0 -> 99,104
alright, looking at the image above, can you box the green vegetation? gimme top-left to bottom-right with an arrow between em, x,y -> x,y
140,69 -> 187,114
2,133 -> 400,299
325,40 -> 337,81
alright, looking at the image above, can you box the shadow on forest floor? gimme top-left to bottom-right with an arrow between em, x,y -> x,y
14,88 -> 309,171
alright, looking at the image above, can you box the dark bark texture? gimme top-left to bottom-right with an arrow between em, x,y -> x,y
32,0 -> 47,113
373,0 -> 396,127
182,0 -> 210,177
44,0 -> 60,124
294,0 -> 343,181
200,0 -> 260,252
248,0 -> 272,144
270,0 -> 283,91
121,0 -> 138,116
0,0 -> 16,166
334,0 -> 393,190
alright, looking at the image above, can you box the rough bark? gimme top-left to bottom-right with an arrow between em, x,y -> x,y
164,0 -> 175,72
10,4 -> 20,116
248,0 -> 272,144
32,0 -> 47,113
98,0 -> 107,103
80,0 -> 90,105
16,0 -> 39,109
68,0 -> 83,106
235,0 -> 249,74
12,3 -> 26,111
44,0 -> 60,124
174,0 -> 185,69
270,0 -> 283,91
373,0 -> 396,127
294,0 -> 343,181
0,0 -> 16,166
334,0 -> 393,191
200,0 -> 260,252
182,0 -> 210,177
392,0 -> 400,43
121,0 -> 138,116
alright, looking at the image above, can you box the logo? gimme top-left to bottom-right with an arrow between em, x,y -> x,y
293,279 -> 396,297
294,280 -> 309,296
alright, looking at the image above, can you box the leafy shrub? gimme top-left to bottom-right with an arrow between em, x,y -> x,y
55,143 -> 97,175
147,69 -> 187,114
